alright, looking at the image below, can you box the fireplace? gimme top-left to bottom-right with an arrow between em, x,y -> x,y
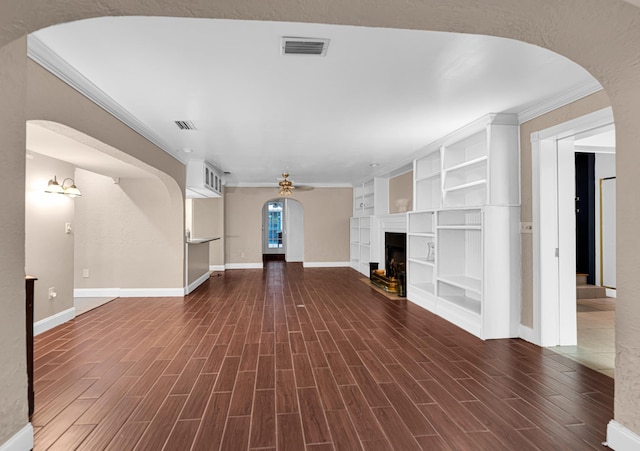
385,232 -> 406,280
370,232 -> 407,296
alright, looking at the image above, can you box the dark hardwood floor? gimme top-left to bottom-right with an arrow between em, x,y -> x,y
33,262 -> 614,450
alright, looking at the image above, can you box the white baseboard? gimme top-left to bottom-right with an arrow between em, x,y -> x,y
518,324 -> 538,345
607,420 -> 640,450
303,261 -> 350,268
0,423 -> 33,451
185,271 -> 211,295
225,263 -> 264,270
606,288 -> 617,298
209,265 -> 225,272
34,307 -> 75,336
74,287 -> 184,298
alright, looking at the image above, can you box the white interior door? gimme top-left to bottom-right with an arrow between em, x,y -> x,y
285,198 -> 304,262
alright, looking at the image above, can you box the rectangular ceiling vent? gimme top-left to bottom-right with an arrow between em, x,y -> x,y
174,120 -> 197,131
282,37 -> 329,56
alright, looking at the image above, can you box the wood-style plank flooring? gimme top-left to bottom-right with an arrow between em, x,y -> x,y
33,262 -> 614,450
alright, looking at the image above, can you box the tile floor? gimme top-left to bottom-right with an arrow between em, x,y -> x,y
549,297 -> 615,378
74,297 -> 117,316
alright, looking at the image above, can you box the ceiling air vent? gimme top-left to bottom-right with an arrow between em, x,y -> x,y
282,37 -> 329,56
174,120 -> 197,131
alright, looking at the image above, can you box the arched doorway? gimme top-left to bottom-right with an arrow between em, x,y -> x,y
262,198 -> 304,262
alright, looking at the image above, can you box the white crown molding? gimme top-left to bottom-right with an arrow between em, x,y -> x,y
34,307 -> 76,336
27,35 -> 187,165
518,80 -> 604,124
0,423 -> 33,451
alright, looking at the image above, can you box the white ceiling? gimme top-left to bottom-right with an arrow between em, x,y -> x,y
30,17 -> 600,186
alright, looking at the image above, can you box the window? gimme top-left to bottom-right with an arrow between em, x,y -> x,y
267,201 -> 284,248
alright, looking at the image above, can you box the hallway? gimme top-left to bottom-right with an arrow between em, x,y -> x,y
32,263 -> 613,450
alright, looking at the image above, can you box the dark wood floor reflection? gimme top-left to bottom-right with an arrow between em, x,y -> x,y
33,262 -> 613,450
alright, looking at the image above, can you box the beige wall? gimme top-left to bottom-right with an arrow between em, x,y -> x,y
389,171 -> 413,214
0,36 -> 28,443
25,153 -> 76,322
519,90 -> 611,327
189,196 -> 225,267
3,0 -> 640,444
187,242 -> 210,285
74,169 -> 183,289
225,187 -> 352,264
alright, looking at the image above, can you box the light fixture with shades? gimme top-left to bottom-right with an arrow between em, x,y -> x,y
45,176 -> 82,197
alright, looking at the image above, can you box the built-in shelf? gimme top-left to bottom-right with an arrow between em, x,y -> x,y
438,275 -> 481,293
444,179 -> 487,193
407,114 -> 520,340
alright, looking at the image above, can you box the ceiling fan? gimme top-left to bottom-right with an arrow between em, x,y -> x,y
278,172 -> 313,196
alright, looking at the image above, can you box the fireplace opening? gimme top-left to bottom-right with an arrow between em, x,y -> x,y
385,232 -> 406,280
369,232 -> 406,296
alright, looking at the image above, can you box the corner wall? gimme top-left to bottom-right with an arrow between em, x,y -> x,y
0,35 -> 28,446
25,153 -> 76,322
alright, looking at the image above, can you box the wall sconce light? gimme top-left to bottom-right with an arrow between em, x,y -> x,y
45,176 -> 82,198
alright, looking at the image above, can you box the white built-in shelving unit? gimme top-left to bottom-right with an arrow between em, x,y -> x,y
350,216 -> 379,276
408,113 -> 521,339
353,178 -> 389,217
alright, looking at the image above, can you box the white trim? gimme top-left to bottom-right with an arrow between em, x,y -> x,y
0,423 -> 33,451
518,81 -> 604,124
531,107 -> 614,348
606,288 -> 617,298
185,271 -> 211,295
209,265 -> 226,272
74,288 -> 184,298
225,263 -> 264,270
518,324 -> 537,345
531,107 -> 614,142
26,35 -> 185,164
74,288 -> 120,298
302,261 -> 350,268
34,308 -> 76,336
606,420 -> 640,450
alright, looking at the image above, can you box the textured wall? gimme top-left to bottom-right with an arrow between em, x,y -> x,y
2,0 -> 640,443
25,153 -> 76,322
0,35 -> 28,446
389,171 -> 413,214
73,169 -> 183,289
190,197 -> 225,267
225,187 -> 352,264
519,90 -> 611,328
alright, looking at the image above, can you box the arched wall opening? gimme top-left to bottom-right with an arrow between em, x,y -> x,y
2,1 -> 640,447
25,120 -> 185,328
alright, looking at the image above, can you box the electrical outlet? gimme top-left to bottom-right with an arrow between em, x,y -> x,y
65,223 -> 72,234
520,222 -> 533,234
48,287 -> 57,300
82,268 -> 89,278
240,251 -> 245,258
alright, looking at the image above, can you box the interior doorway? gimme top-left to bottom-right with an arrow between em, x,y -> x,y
532,109 -> 616,376
262,198 -> 304,262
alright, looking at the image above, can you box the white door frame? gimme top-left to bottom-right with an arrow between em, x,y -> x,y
530,107 -> 613,347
